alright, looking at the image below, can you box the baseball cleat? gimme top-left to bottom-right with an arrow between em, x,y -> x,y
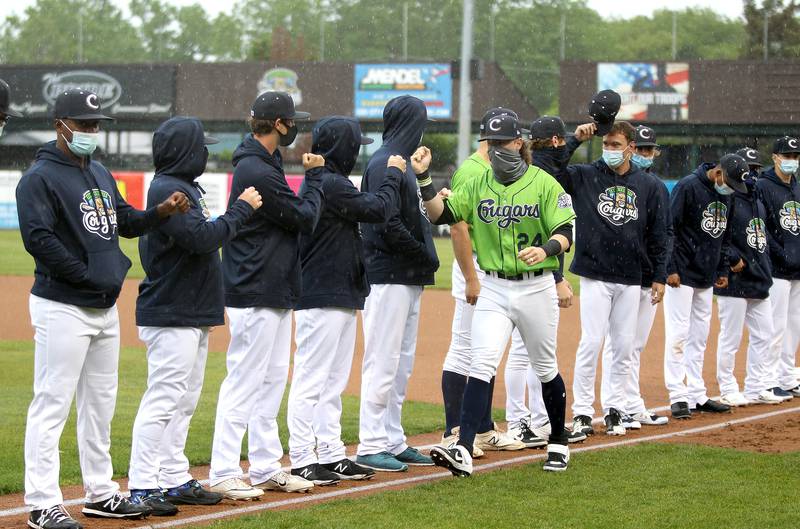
620,413 -> 642,430
441,427 -> 484,458
256,471 -> 315,493
693,399 -> 732,413
508,420 -> 547,449
572,415 -> 594,435
768,387 -> 794,402
670,401 -> 692,419
82,492 -> 151,519
542,443 -> 569,472
28,505 -> 83,529
165,479 -> 223,506
395,446 -> 435,466
787,385 -> 800,398
632,411 -> 669,426
210,477 -> 265,500
430,444 -> 472,477
604,408 -> 626,436
749,390 -> 783,405
475,427 -> 526,451
291,464 -> 340,486
321,458 -> 375,481
129,489 -> 178,516
355,452 -> 408,472
719,392 -> 749,407
566,428 -> 588,443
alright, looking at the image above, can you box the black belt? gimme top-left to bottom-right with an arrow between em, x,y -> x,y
487,269 -> 545,281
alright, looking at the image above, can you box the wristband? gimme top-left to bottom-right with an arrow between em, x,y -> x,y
416,169 -> 432,187
541,238 -> 562,257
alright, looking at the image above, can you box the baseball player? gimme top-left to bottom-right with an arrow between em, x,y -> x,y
356,95 -> 438,472
559,118 -> 668,437
756,136 -> 800,399
664,155 -> 746,418
599,125 -> 670,428
0,78 -> 22,137
713,154 -> 782,406
209,92 -> 323,497
17,88 -> 189,529
422,114 -> 576,475
287,116 -> 403,485
127,117 -> 262,515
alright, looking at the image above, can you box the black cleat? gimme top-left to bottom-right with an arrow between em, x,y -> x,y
694,399 -> 732,414
670,401 -> 692,419
28,505 -> 82,529
82,492 -> 151,519
129,489 -> 178,516
321,458 -> 375,480
165,479 -> 223,506
291,463 -> 341,486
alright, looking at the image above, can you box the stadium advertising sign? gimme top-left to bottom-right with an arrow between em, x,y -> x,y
2,65 -> 175,118
257,67 -> 303,105
354,63 -> 452,119
597,63 -> 689,122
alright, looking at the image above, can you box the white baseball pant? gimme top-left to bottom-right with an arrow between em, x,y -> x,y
442,254 -> 485,376
716,296 -> 773,399
663,284 -> 713,406
767,278 -> 800,390
571,278 -> 638,418
504,330 -> 548,428
24,295 -> 121,510
357,284 -> 422,457
288,307 -> 357,468
600,287 -> 657,416
209,307 -> 291,486
128,326 -> 210,490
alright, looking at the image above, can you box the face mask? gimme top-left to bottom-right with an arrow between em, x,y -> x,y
602,148 -> 626,169
60,120 -> 99,157
715,181 -> 735,196
539,145 -> 568,170
489,145 -> 528,185
780,159 -> 798,175
631,153 -> 653,170
278,122 -> 298,147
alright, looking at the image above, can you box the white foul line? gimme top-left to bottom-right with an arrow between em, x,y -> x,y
115,405 -> 800,529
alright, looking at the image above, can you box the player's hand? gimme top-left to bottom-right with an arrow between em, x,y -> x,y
715,276 -> 729,289
651,282 -> 665,305
556,279 -> 573,308
387,154 -> 407,172
465,276 -> 481,305
238,186 -> 262,210
303,153 -> 325,169
730,259 -> 745,273
574,122 -> 597,142
411,146 -> 432,174
518,246 -> 546,266
157,191 -> 191,217
438,187 -> 452,198
667,273 -> 681,288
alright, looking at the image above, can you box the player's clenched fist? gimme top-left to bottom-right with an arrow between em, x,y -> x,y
411,146 -> 432,174
157,191 -> 191,217
388,154 -> 407,172
238,186 -> 263,210
303,153 -> 325,169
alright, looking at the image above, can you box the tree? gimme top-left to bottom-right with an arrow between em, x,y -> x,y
743,0 -> 800,59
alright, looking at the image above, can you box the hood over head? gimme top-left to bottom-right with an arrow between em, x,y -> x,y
312,116 -> 373,176
381,95 -> 428,157
152,116 -> 210,180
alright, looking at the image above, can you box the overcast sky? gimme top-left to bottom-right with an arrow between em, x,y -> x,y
1,0 -> 746,21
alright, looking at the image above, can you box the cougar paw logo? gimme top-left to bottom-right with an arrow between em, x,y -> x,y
780,200 -> 800,236
746,217 -> 767,253
80,189 -> 117,240
700,201 -> 728,238
597,186 -> 638,226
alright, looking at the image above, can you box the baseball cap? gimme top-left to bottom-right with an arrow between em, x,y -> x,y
0,79 -> 22,117
720,153 -> 749,193
735,147 -> 762,168
53,88 -> 113,121
480,114 -> 529,142
635,125 -> 658,147
529,116 -> 568,140
251,91 -> 310,120
588,89 -> 621,137
772,136 -> 800,155
479,107 -> 518,139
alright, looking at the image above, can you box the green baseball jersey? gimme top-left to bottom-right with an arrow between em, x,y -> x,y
445,165 -> 576,275
449,152 -> 491,253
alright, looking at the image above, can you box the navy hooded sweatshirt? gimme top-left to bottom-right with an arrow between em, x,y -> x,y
714,183 -> 772,299
756,167 -> 800,280
556,156 -> 668,286
640,171 -> 673,288
667,164 -> 733,288
136,117 -> 255,327
222,134 -> 324,309
360,96 -> 439,285
296,116 -> 401,310
17,141 -> 163,308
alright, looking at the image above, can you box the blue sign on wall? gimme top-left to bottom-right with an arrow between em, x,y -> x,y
354,63 -> 452,119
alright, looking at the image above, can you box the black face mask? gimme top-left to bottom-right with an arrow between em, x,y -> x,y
279,122 -> 298,147
539,145 -> 569,171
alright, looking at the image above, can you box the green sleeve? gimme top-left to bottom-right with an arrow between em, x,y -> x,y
542,176 -> 576,236
444,179 -> 475,224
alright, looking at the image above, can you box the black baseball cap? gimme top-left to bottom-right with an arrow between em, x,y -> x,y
251,91 -> 310,120
0,79 -> 22,117
480,114 -> 529,142
773,136 -> 800,155
53,88 -> 113,121
735,147 -> 762,168
479,107 -> 518,139
635,125 -> 658,147
589,89 -> 621,137
529,116 -> 568,140
720,153 -> 749,193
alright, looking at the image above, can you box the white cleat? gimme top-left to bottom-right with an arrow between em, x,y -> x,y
209,477 -> 264,500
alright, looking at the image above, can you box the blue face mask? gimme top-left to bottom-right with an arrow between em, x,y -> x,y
715,182 -> 735,195
602,149 -> 626,169
60,120 -> 99,157
780,159 -> 799,175
631,153 -> 653,170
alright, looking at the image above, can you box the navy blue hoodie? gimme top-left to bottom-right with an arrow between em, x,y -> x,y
222,134 -> 324,308
556,156 -> 668,286
360,96 -> 439,285
136,117 -> 255,327
714,184 -> 772,299
756,167 -> 800,280
640,171 -> 673,288
296,116 -> 401,310
17,141 -> 163,308
667,164 -> 733,288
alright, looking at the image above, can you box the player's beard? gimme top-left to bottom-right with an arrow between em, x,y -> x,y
489,146 -> 528,185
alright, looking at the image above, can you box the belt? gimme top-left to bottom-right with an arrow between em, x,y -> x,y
486,269 -> 545,281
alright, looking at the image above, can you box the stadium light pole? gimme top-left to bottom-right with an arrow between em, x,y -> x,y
457,0 -> 474,165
